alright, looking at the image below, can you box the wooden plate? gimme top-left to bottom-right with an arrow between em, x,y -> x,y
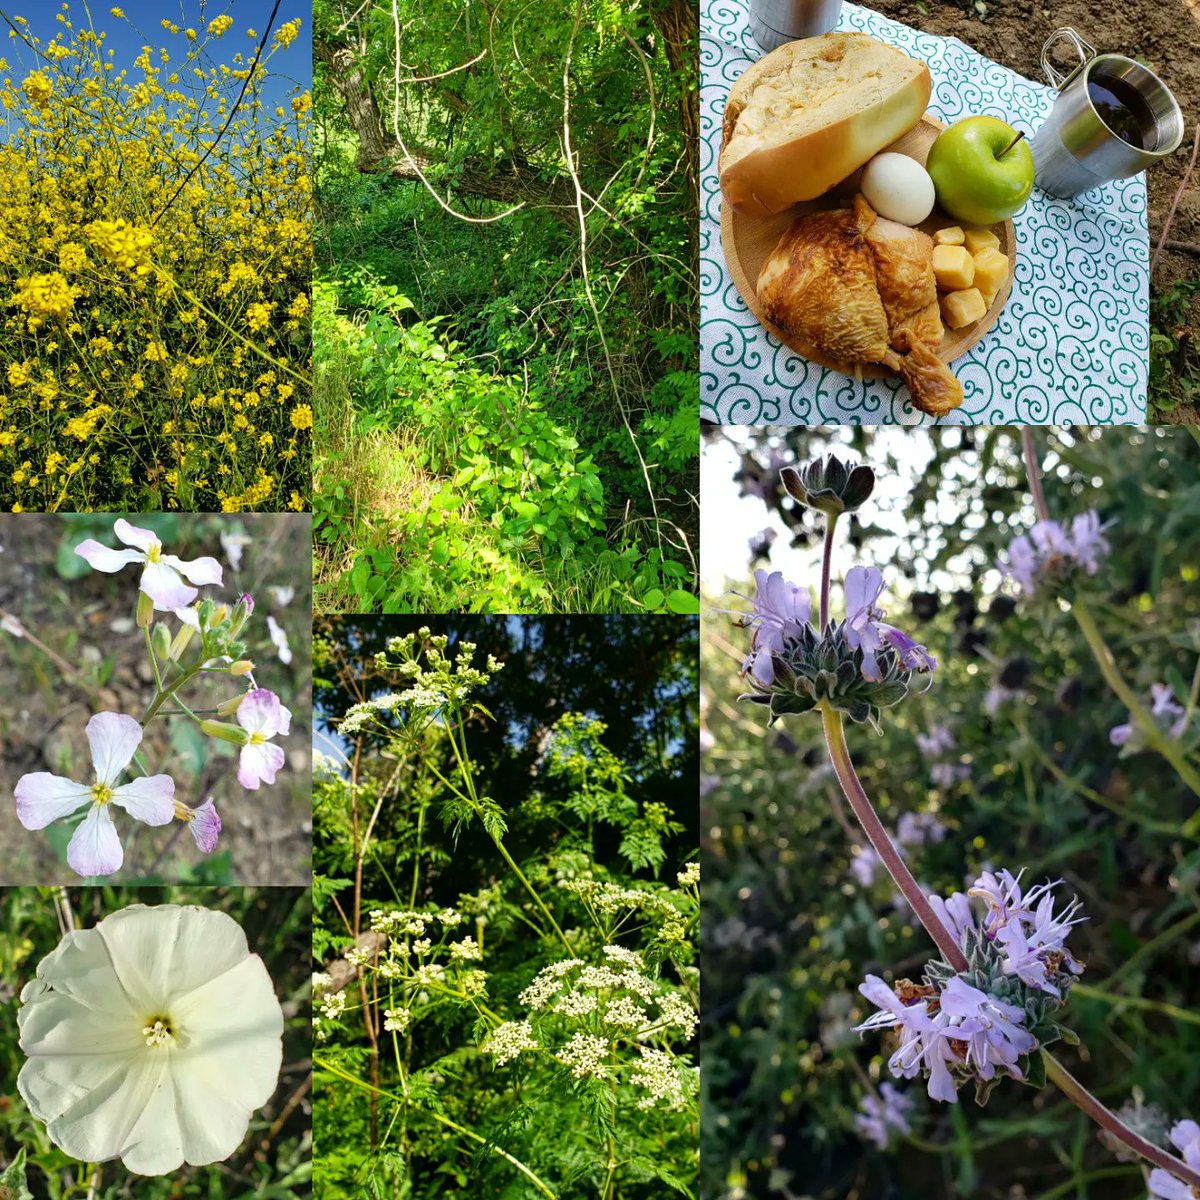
721,115 -> 1017,379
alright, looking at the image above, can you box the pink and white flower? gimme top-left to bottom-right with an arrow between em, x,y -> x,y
236,690 -> 291,790
187,797 -> 222,853
15,713 -> 175,877
75,519 -> 223,612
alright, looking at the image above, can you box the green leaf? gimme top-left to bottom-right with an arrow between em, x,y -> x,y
1024,1048 -> 1047,1089
0,1147 -> 34,1200
665,589 -> 699,614
430,538 -> 450,566
641,587 -> 665,611
55,536 -> 92,580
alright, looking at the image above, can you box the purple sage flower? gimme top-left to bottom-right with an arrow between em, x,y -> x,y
1000,510 -> 1110,595
1148,1120 -> 1200,1200
854,1082 -> 914,1150
1111,682 -> 1188,748
740,569 -> 812,685
939,977 -> 1037,1080
844,567 -> 935,682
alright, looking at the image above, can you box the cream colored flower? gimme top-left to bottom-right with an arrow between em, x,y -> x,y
18,904 -> 283,1174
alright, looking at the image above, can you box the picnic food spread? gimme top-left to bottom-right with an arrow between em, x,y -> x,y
719,31 -> 1027,417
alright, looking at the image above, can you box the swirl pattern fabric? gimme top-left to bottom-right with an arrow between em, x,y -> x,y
700,0 -> 1150,426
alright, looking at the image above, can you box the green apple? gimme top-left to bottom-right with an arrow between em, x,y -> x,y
925,116 -> 1035,226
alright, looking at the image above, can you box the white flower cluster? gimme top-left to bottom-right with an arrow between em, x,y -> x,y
320,991 -> 346,1019
559,879 -> 678,919
312,971 -> 333,995
559,1032 -> 610,1079
630,1047 -> 688,1111
677,862 -> 700,888
556,992 -> 598,1018
449,936 -> 480,961
485,1020 -> 538,1065
520,958 -> 585,1009
369,908 -> 431,936
383,1007 -> 411,1033
345,946 -> 372,968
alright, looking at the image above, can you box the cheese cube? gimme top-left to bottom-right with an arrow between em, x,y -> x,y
934,225 -> 965,245
932,244 -> 975,292
964,227 -> 1001,254
972,248 -> 1009,305
940,287 -> 988,330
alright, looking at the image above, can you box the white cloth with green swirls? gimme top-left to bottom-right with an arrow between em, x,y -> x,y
701,0 -> 1150,425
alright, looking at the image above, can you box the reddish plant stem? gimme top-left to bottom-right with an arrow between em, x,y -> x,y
1021,428 -> 1050,522
1044,1056 -> 1200,1189
822,706 -> 1200,1188
819,515 -> 839,628
821,704 -> 968,972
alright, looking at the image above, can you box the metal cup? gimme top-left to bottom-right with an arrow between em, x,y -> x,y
1029,28 -> 1185,198
748,0 -> 843,52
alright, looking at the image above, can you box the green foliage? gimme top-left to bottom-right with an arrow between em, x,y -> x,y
1149,278 -> 1200,418
702,427 -> 1200,1199
312,0 -> 698,611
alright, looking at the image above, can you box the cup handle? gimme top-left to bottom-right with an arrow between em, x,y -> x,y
1039,27 -> 1096,90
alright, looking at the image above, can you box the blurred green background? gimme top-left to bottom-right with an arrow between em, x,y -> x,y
699,427 -> 1200,1199
0,886 -> 311,1199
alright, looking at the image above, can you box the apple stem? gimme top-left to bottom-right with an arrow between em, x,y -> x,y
999,130 -> 1027,159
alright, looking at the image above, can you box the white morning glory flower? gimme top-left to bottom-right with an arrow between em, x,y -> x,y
18,904 -> 284,1175
236,689 -> 291,790
14,712 -> 174,877
75,518 -> 223,611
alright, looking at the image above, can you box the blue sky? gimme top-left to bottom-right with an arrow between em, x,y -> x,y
1,0 -> 311,110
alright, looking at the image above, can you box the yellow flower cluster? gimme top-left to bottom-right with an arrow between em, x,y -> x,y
0,4 -> 312,512
86,219 -> 154,276
13,272 -> 78,328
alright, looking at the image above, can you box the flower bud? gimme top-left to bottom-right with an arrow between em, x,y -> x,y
199,719 -> 246,745
227,593 -> 254,638
216,692 -> 246,717
197,599 -> 215,629
168,623 -> 195,661
150,623 -> 172,660
781,454 -> 875,516
230,659 -> 254,676
136,590 -> 154,629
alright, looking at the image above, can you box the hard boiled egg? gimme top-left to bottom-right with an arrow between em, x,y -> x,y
860,152 -> 936,227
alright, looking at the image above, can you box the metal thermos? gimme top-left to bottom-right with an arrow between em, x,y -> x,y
749,0 -> 843,52
1030,28 -> 1184,199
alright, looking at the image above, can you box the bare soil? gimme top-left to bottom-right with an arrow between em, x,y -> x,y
0,514 -> 312,885
870,0 -> 1200,419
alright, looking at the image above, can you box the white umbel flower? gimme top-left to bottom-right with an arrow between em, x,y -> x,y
17,904 -> 284,1175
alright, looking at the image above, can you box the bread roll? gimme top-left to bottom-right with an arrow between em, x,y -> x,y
720,33 -> 932,217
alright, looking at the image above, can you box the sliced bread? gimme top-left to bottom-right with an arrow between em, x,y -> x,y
720,33 -> 931,217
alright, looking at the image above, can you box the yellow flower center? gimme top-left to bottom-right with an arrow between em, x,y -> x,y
249,732 -> 266,746
145,542 -> 162,563
90,782 -> 113,805
142,1017 -> 174,1047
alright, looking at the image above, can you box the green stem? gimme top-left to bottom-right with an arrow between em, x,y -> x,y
1033,1166 -> 1141,1200
1104,909 -> 1200,988
313,1056 -> 558,1199
1017,717 -> 1182,835
444,712 -> 573,954
1072,600 -> 1200,813
143,626 -> 163,692
1071,980 -> 1200,1028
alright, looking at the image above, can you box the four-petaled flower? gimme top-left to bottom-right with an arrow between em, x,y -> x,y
17,904 -> 283,1175
15,713 -> 174,877
76,518 -> 223,611
236,689 -> 291,789
844,567 -> 936,681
